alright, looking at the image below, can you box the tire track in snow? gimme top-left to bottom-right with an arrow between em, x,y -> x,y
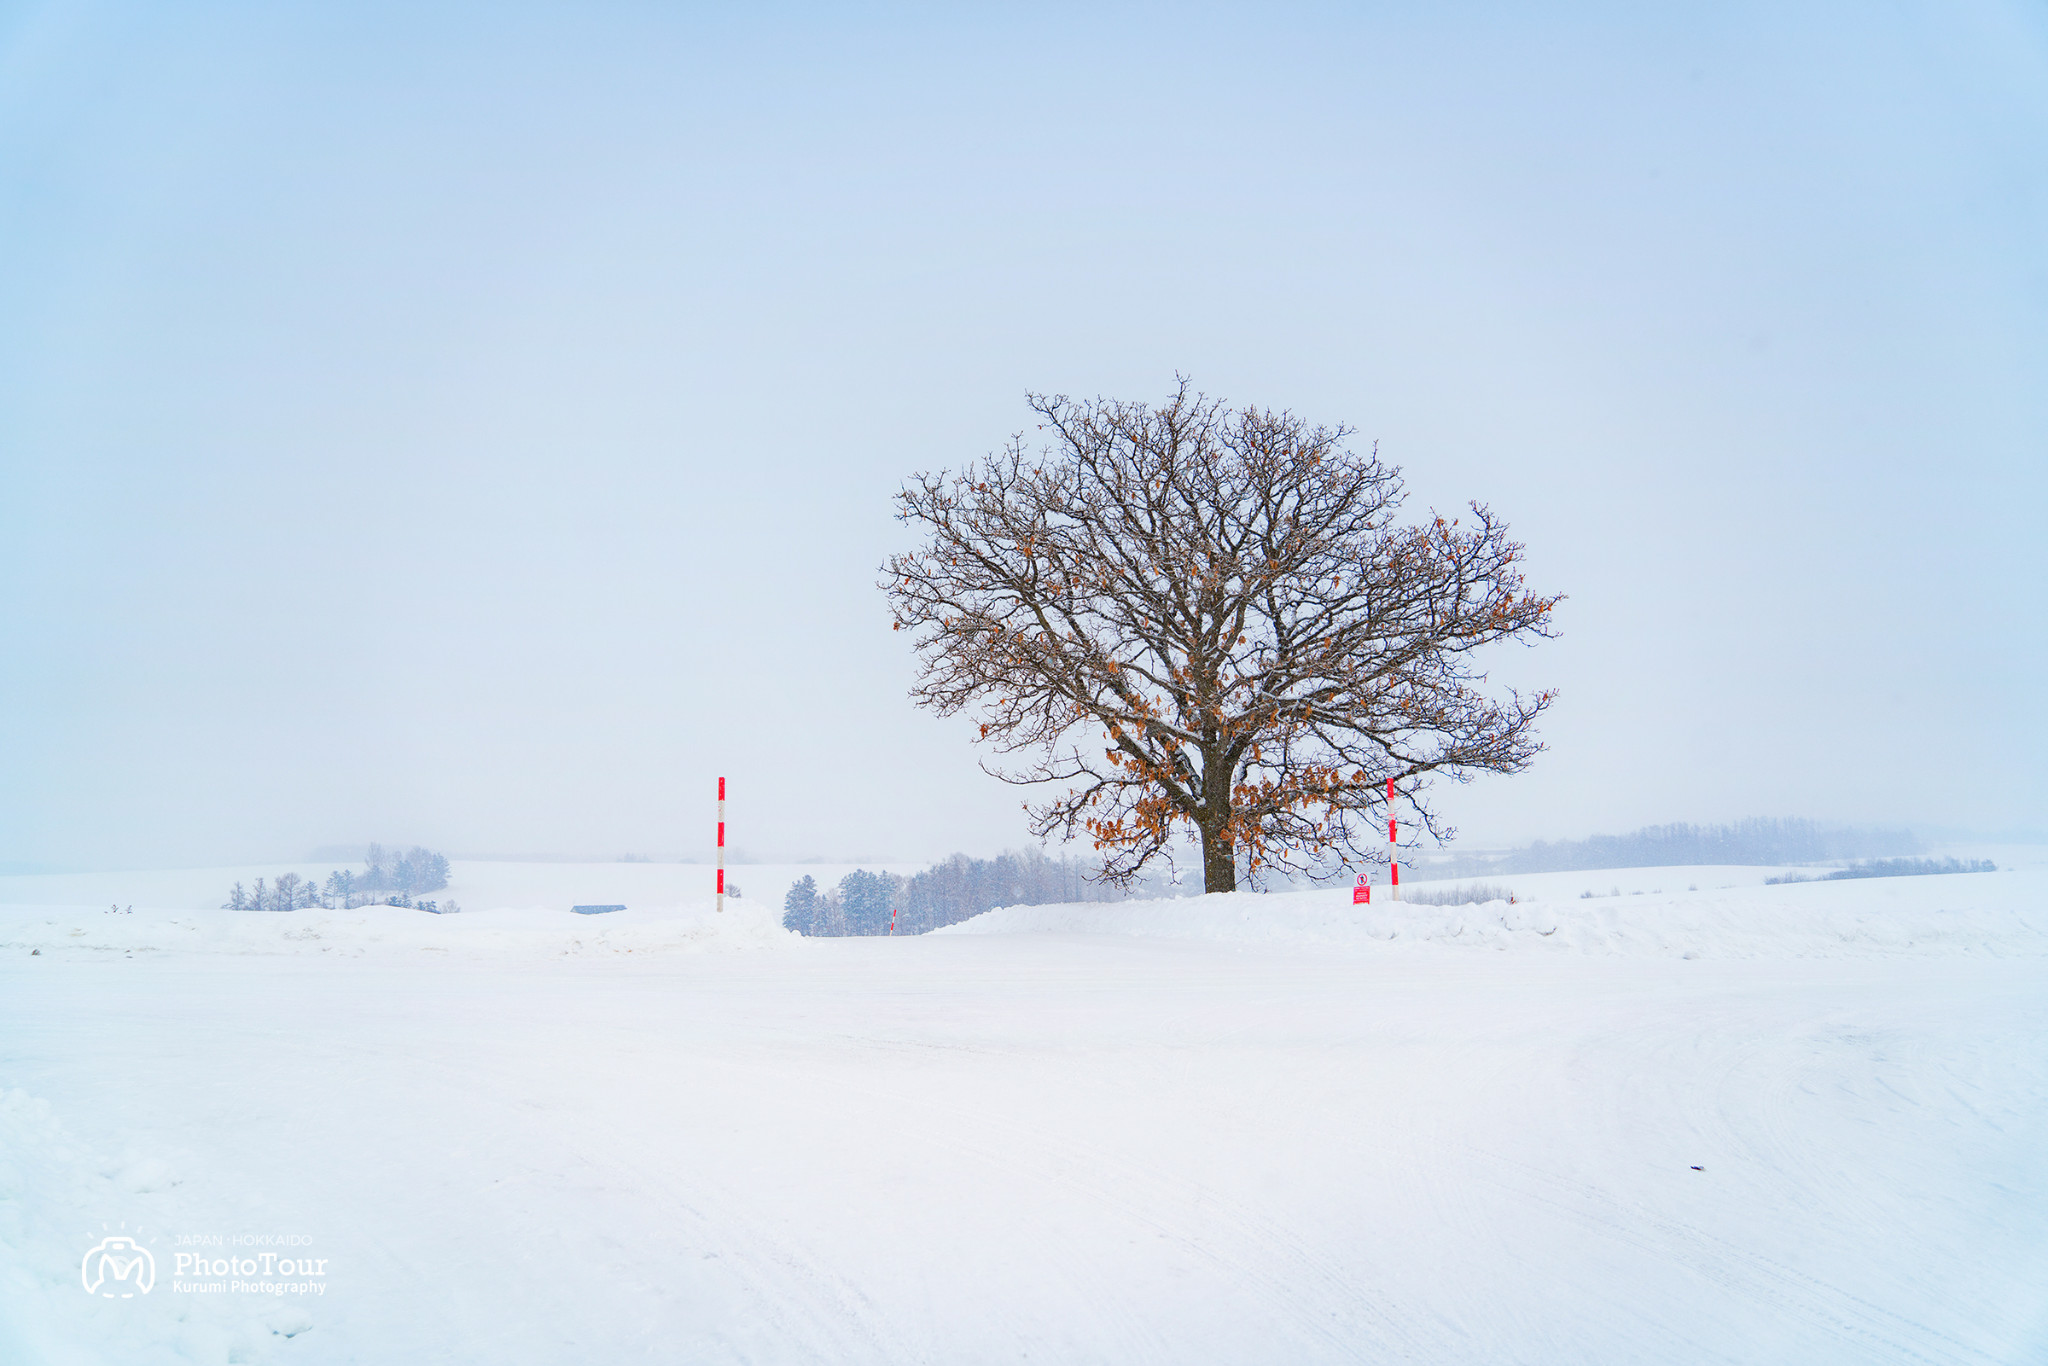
385,1041 -> 914,1365
1451,1141 -> 2002,1364
731,1045 -> 1432,1364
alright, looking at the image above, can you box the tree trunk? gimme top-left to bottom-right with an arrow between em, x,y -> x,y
1201,824 -> 1237,894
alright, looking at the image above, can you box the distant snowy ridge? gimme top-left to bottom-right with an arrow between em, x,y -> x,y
939,872 -> 2048,959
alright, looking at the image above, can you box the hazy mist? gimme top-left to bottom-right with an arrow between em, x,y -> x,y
4,1 -> 2043,871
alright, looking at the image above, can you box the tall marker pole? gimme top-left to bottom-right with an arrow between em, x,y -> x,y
716,776 -> 725,914
1387,777 -> 1400,902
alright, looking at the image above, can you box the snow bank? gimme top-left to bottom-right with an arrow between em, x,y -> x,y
5,860 -> 2042,961
939,868 -> 2048,958
0,859 -> 854,960
0,903 -> 796,960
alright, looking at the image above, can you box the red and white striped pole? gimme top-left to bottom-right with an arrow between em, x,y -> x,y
1387,777 -> 1400,902
889,905 -> 898,936
716,776 -> 725,914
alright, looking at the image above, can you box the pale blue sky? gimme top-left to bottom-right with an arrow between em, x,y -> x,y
3,1 -> 2044,869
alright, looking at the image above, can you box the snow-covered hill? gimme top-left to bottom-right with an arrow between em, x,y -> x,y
2,859 -> 2043,1364
944,867 -> 2048,958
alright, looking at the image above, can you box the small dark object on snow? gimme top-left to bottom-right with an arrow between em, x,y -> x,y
1690,1165 -> 1703,1171
571,905 -> 626,915
31,948 -> 40,955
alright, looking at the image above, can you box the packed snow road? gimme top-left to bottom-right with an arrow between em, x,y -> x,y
2,882 -> 2044,1363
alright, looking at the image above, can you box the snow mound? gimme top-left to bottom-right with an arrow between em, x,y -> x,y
938,871 -> 2048,958
0,903 -> 796,961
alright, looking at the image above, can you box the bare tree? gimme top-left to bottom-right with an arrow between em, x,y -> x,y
882,382 -> 1561,893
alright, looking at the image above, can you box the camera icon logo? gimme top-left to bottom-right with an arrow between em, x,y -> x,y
81,1235 -> 155,1298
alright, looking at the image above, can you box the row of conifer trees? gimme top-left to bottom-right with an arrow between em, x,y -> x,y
223,844 -> 451,911
782,848 -> 1134,937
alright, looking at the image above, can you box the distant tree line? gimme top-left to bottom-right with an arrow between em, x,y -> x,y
1766,856 -> 1995,885
225,843 -> 451,912
783,848 -> 1144,937
1432,818 -> 1924,877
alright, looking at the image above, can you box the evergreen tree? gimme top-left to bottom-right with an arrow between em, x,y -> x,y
782,875 -> 821,934
837,870 -> 904,935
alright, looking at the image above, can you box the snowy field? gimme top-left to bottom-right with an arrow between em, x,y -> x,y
2,858 -> 2044,1364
